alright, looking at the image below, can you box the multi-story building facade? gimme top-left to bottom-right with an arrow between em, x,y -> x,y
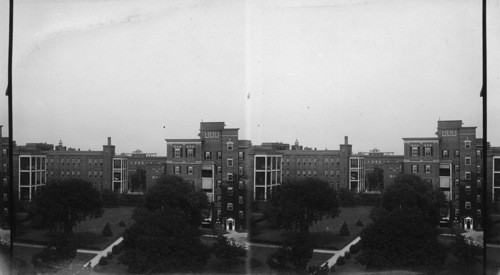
279,137 -> 364,193
122,150 -> 167,190
13,137 -> 128,208
0,125 -> 13,230
361,149 -> 404,191
166,122 -> 251,230
403,120 -> 483,230
487,146 -> 500,212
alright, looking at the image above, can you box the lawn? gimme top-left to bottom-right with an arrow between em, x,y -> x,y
16,206 -> 135,250
250,205 -> 373,250
249,245 -> 334,274
12,245 -> 95,274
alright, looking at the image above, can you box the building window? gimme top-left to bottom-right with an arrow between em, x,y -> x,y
476,165 -> 481,173
455,150 -> 460,158
88,159 -> 92,165
442,150 -> 449,158
302,170 -> 306,176
465,172 -> 471,180
477,150 -> 481,157
477,209 -> 482,217
217,180 -> 222,188
205,152 -> 211,160
239,181 -> 244,189
465,140 -> 471,149
239,211 -> 244,219
412,146 -> 418,156
217,152 -> 222,160
217,166 -> 222,174
238,166 -> 243,175
455,179 -> 460,187
227,187 -> 233,196
324,171 -> 328,177
239,196 -> 243,204
477,195 -> 481,203
66,171 -> 70,177
465,186 -> 471,195
465,202 -> 471,209
455,164 -> 460,173
308,158 -> 311,165
72,171 -> 75,178
476,179 -> 481,188
455,194 -> 459,201
227,173 -> 234,181
425,165 -> 431,174
227,158 -> 233,167
87,171 -> 91,177
174,148 -> 181,158
465,157 -> 471,165
217,195 -> 221,203
238,151 -> 244,159
188,166 -> 193,175
412,165 -> 418,174
94,171 -> 97,178
297,170 -> 300,177
308,170 -> 311,177
187,148 -> 194,158
100,159 -> 102,165
227,203 -> 233,211
217,210 -> 221,218
424,147 -> 431,156
174,166 -> 180,174
455,209 -> 459,216
227,142 -> 234,150
297,158 -> 300,165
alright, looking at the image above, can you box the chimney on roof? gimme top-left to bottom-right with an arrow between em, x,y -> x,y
344,136 -> 348,145
108,137 -> 111,146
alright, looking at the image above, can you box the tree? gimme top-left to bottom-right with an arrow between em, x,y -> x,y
380,174 -> 447,227
212,235 -> 246,272
119,175 -> 210,273
102,222 -> 113,236
31,179 -> 103,235
357,208 -> 447,271
267,233 -> 314,272
130,168 -> 146,192
340,222 -> 350,236
338,188 -> 356,206
265,178 -> 340,234
450,235 -> 482,269
366,167 -> 384,191
32,234 -> 76,272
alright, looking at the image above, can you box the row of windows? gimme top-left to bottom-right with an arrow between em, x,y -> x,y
130,160 -> 163,165
285,157 -> 340,166
216,209 -> 244,219
48,158 -> 103,166
49,170 -> 103,178
173,166 -> 243,176
204,151 -> 245,160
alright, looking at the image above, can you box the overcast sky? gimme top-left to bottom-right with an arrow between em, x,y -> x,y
0,0 -> 499,156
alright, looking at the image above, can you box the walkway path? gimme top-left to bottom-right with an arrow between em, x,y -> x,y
321,237 -> 360,269
217,231 -> 338,254
83,237 -> 123,268
14,242 -> 100,255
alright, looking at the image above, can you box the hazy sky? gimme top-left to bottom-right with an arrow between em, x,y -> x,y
0,0 -> 499,156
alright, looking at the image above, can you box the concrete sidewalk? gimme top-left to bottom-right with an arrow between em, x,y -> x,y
83,237 -> 123,268
321,237 -> 360,268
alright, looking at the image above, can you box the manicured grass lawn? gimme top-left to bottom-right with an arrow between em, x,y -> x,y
12,245 -> 94,274
250,205 -> 373,250
249,245 -> 334,274
16,206 -> 135,250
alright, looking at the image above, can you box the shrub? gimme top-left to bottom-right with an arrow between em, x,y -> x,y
99,256 -> 108,266
349,243 -> 360,254
32,235 -> 77,272
336,256 -> 345,266
112,243 -> 123,254
356,219 -> 363,226
107,252 -> 113,260
344,251 -> 351,259
340,222 -> 350,236
102,222 -> 113,237
119,220 -> 126,227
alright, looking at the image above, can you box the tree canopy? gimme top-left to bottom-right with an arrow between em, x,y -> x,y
267,233 -> 314,272
120,175 -> 210,273
129,168 -> 146,191
357,208 -> 447,270
265,178 -> 340,234
380,174 -> 447,227
212,235 -> 246,273
366,167 -> 384,191
31,178 -> 103,234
